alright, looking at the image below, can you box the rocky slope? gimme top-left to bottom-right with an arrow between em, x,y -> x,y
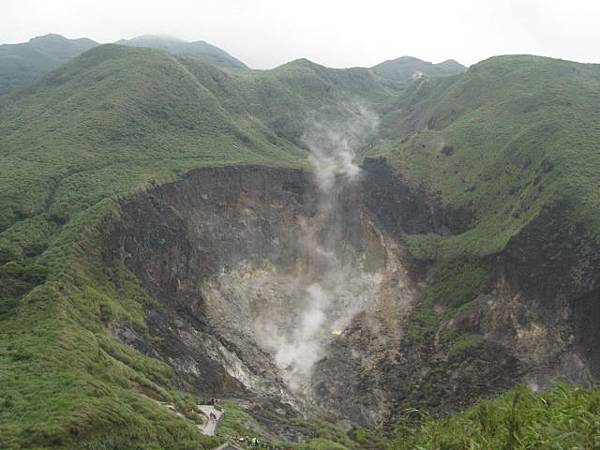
97,158 -> 600,438
101,164 -> 416,428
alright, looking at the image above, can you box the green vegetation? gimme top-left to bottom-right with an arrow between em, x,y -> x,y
218,384 -> 600,449
117,35 -> 247,69
0,33 -> 249,97
448,332 -> 483,355
371,55 -> 466,83
405,259 -> 489,344
2,39 -> 600,449
216,401 -> 263,441
288,419 -> 361,449
0,43 -> 395,449
0,34 -> 97,96
373,56 -> 600,375
424,261 -> 489,309
0,204 -> 221,449
387,384 -> 600,449
292,438 -> 350,450
372,55 -> 600,263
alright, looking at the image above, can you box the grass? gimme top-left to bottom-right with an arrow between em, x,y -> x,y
0,34 -> 97,95
405,258 -> 489,344
371,56 -> 600,264
288,419 -> 360,449
386,383 -> 600,449
448,333 -> 483,355
215,401 -> 263,441
373,57 -> 600,399
291,438 -> 350,450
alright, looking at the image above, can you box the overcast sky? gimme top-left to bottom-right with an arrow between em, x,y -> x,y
2,0 -> 600,69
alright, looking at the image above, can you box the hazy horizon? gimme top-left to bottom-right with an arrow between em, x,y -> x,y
3,0 -> 600,69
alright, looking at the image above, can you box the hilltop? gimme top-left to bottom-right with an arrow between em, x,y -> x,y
0,33 -> 468,97
371,55 -> 466,82
117,35 -> 247,69
0,34 -> 97,95
0,34 -> 248,97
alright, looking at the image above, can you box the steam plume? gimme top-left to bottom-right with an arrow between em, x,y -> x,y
254,101 -> 379,391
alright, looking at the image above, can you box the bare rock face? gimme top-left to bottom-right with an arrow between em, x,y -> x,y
102,164 -> 420,423
101,161 -> 600,434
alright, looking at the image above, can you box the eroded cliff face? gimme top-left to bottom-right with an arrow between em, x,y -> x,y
101,164 -> 420,426
100,160 -> 600,434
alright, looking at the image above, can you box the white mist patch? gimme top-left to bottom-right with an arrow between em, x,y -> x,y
303,102 -> 379,192
201,259 -> 385,396
252,102 -> 380,391
197,103 -> 388,400
271,285 -> 329,387
251,269 -> 383,391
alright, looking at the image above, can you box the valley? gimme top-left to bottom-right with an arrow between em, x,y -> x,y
1,34 -> 600,450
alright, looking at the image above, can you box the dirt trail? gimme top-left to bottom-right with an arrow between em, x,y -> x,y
197,405 -> 224,436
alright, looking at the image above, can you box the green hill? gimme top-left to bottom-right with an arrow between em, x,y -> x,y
371,55 -> 466,83
117,35 -> 247,69
370,54 -> 600,260
0,34 -> 97,96
0,44 -> 394,237
0,34 -> 249,97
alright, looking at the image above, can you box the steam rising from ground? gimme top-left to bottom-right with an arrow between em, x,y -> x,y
304,102 -> 378,193
254,102 -> 379,390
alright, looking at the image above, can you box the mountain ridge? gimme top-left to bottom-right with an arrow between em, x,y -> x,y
0,33 -> 470,97
0,33 -> 97,95
116,34 -> 247,69
371,54 -> 467,82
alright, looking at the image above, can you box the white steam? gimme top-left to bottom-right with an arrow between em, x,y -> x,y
303,102 -> 378,193
254,102 -> 379,391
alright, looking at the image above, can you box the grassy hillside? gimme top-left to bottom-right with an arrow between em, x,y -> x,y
362,56 -> 600,375
0,33 -> 249,97
179,57 -> 394,144
370,55 -> 600,260
117,35 -> 247,69
0,44 -> 396,449
0,34 -> 97,96
386,383 -> 600,449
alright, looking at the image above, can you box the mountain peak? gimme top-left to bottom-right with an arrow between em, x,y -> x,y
371,55 -> 466,82
117,35 -> 247,69
0,34 -> 98,95
29,33 -> 68,42
123,34 -> 185,45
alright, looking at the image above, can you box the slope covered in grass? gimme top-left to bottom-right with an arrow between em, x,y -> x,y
370,55 -> 600,260
0,34 -> 97,96
362,56 -> 600,383
0,43 -> 396,449
388,383 -> 600,449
